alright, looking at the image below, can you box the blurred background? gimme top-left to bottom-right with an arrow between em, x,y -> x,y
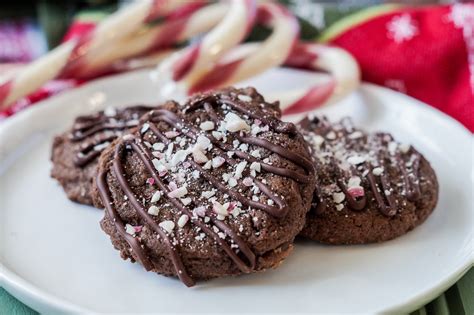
0,0 -> 465,58
1,0 -> 472,130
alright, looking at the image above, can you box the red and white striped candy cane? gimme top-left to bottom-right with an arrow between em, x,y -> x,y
195,41 -> 360,112
187,2 -> 300,94
0,0 -> 195,110
176,4 -> 359,111
152,0 -> 257,99
279,42 -> 361,114
71,2 -> 230,80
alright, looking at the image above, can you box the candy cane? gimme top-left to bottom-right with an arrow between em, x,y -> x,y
196,41 -> 360,112
0,0 -> 195,110
187,2 -> 300,94
152,0 -> 257,99
280,43 -> 361,114
173,42 -> 358,113
71,2 -> 229,79
151,0 -> 359,111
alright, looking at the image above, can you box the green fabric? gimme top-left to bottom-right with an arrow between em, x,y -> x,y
318,4 -> 402,42
1,268 -> 472,314
0,288 -> 37,315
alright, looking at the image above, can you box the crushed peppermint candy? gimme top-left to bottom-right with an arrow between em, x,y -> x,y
199,121 -> 215,131
151,191 -> 161,203
152,159 -> 167,174
180,197 -> 192,206
165,131 -> 179,138
192,170 -> 200,179
348,131 -> 363,139
224,112 -> 250,132
195,135 -> 211,150
213,201 -> 229,217
159,220 -> 175,233
237,94 -> 252,102
166,143 -> 174,157
313,135 -> 325,146
167,181 -> 180,192
193,206 -> 207,217
203,160 -> 212,170
234,161 -> 247,179
348,186 -> 365,198
347,176 -> 361,188
125,224 -> 135,235
250,161 -> 261,173
168,185 -> 188,198
347,155 -> 367,165
125,224 -> 142,235
148,205 -> 160,215
326,131 -> 336,140
192,147 -> 208,164
140,123 -> 150,134
242,177 -> 253,186
201,190 -> 216,198
372,167 -> 384,176
231,206 -> 242,217
212,156 -> 226,168
212,131 -> 223,140
388,142 -> 398,155
250,150 -> 261,158
153,142 -> 165,151
177,214 -> 189,228
152,151 -> 163,158
399,143 -> 411,153
171,149 -> 190,166
228,177 -> 238,187
251,126 -> 261,135
222,173 -> 232,183
333,192 -> 346,204
239,143 -> 249,152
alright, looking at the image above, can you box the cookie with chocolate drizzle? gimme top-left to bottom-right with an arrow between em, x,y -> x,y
51,105 -> 153,205
92,87 -> 316,286
298,115 -> 438,244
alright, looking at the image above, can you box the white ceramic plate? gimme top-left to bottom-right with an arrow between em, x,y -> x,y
0,68 -> 472,314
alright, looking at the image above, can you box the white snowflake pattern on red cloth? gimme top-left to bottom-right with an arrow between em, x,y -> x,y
448,4 -> 474,92
386,14 -> 419,43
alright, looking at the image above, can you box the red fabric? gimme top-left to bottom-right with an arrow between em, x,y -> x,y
330,4 -> 474,131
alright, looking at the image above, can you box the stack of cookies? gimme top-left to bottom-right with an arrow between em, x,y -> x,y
51,87 -> 438,287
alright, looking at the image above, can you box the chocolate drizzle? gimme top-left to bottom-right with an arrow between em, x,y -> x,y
96,92 -> 315,286
70,106 -> 152,167
366,164 -> 397,217
298,115 -> 423,217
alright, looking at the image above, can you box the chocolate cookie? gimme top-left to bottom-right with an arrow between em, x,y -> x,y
92,87 -> 316,286
298,116 -> 438,244
51,105 -> 153,205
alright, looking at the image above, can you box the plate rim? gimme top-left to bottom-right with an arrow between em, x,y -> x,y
0,69 -> 472,314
